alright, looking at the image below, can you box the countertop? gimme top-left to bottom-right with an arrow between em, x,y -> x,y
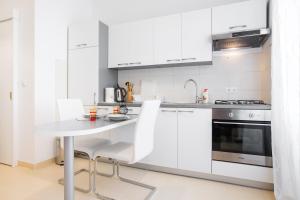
98,102 -> 271,110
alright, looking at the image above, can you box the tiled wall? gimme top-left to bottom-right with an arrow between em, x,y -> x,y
118,46 -> 271,104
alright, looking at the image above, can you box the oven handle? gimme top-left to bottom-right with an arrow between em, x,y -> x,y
213,121 -> 271,126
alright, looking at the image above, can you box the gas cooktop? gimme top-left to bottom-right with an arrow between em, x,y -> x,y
215,100 -> 265,105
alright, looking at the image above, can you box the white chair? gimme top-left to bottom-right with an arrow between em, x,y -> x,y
93,100 -> 161,200
57,99 -> 113,193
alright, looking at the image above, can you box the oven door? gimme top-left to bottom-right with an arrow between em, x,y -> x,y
212,120 -> 272,167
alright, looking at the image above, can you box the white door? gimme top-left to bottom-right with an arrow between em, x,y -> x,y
108,23 -> 131,68
212,0 -> 267,34
182,9 -> 212,63
141,108 -> 178,168
68,47 -> 99,106
0,19 -> 14,166
153,14 -> 182,65
128,19 -> 154,67
178,108 -> 212,173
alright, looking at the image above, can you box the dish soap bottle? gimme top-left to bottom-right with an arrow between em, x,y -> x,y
202,89 -> 209,104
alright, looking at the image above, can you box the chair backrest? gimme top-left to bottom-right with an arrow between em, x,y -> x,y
131,100 -> 161,163
57,99 -> 85,121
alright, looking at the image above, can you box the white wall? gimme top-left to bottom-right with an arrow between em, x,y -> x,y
34,0 -> 96,163
0,0 -> 35,164
118,48 -> 271,103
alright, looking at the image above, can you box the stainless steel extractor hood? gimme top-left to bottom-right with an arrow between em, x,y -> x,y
212,28 -> 270,51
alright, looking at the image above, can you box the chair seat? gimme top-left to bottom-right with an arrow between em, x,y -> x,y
75,138 -> 111,158
93,142 -> 134,163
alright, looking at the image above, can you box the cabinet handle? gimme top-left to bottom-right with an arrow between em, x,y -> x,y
129,62 -> 141,65
181,58 -> 196,61
76,43 -> 87,47
178,110 -> 194,113
161,110 -> 177,113
166,59 -> 181,62
118,63 -> 129,66
229,25 -> 247,30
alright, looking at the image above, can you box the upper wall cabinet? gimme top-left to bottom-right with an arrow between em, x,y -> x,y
212,0 -> 268,35
69,21 -> 99,50
153,14 -> 182,65
109,8 -> 213,69
182,9 -> 212,63
109,19 -> 154,68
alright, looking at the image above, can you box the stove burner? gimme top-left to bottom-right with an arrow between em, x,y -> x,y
215,100 -> 265,105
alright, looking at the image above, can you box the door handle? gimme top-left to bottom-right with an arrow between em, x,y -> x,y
181,58 -> 196,61
161,110 -> 177,113
118,63 -> 129,66
129,62 -> 141,65
166,59 -> 181,62
10,92 -> 12,101
178,110 -> 194,113
229,25 -> 247,30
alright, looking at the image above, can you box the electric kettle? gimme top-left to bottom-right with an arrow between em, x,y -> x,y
115,84 -> 127,102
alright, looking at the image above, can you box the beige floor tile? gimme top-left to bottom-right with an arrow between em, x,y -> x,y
0,158 -> 275,200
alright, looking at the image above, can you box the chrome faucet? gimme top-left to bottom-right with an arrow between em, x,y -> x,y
184,79 -> 201,104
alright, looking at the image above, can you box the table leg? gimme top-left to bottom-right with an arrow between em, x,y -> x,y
64,136 -> 74,200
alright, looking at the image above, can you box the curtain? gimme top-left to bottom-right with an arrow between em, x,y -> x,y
271,0 -> 300,200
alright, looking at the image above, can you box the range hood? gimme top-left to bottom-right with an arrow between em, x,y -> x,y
212,28 -> 270,51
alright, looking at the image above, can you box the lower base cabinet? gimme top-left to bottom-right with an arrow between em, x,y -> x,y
178,108 -> 212,173
141,108 -> 178,168
141,108 -> 212,173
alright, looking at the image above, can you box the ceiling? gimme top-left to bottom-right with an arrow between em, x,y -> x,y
92,0 -> 246,25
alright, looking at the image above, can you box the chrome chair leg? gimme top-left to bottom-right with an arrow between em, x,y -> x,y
93,158 -> 156,200
58,157 -> 93,193
93,158 -> 116,200
116,162 -> 156,200
95,158 -> 115,178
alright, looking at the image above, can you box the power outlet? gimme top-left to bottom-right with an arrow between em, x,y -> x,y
226,87 -> 238,93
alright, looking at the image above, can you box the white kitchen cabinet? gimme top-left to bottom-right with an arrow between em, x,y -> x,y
178,108 -> 212,173
68,47 -> 99,106
109,23 -> 131,68
68,21 -> 99,50
182,9 -> 212,63
128,19 -> 154,67
142,108 -> 178,168
212,0 -> 268,34
212,161 -> 273,183
109,19 -> 154,68
153,14 -> 182,65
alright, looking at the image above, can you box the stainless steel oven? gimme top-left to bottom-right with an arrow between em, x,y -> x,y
212,108 -> 272,167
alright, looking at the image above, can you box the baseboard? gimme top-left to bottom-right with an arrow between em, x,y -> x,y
18,158 -> 55,169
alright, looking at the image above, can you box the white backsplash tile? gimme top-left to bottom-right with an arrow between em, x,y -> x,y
118,49 -> 271,104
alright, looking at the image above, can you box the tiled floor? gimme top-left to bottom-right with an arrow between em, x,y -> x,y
0,158 -> 275,200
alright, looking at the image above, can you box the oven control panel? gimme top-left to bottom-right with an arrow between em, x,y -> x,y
213,109 -> 271,121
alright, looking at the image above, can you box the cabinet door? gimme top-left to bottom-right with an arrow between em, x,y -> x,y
128,19 -> 154,67
68,21 -> 99,50
108,23 -> 131,68
182,9 -> 212,63
178,108 -> 212,173
153,14 -> 182,65
141,108 -> 178,168
212,0 -> 267,34
68,47 -> 99,106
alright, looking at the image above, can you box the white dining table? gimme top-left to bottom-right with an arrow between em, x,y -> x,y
37,116 -> 138,200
